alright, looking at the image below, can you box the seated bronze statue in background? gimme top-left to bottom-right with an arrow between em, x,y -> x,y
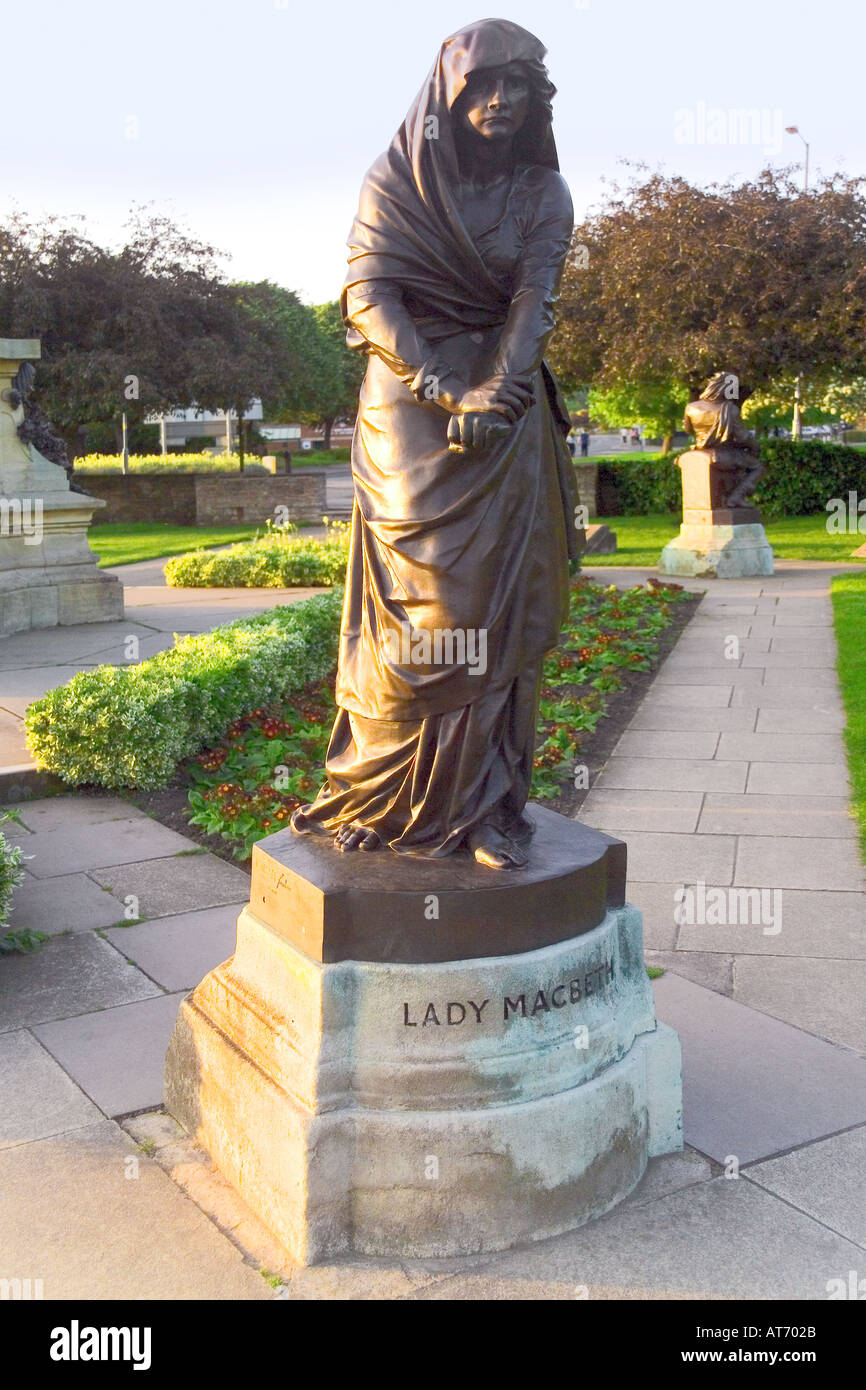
291,18 -> 580,870
683,372 -> 764,509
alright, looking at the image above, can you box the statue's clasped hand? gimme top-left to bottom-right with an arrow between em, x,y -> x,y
448,373 -> 534,451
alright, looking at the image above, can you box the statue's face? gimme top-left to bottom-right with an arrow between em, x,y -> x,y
460,62 -> 531,142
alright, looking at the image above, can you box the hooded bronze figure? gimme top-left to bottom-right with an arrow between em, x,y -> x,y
291,19 -> 579,869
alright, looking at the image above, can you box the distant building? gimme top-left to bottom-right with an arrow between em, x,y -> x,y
145,403 -> 354,453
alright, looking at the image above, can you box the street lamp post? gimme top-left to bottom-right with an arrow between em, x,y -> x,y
785,125 -> 810,442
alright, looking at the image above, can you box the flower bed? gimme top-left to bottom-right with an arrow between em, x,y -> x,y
530,577 -> 680,796
187,687 -> 336,859
183,578 -> 692,858
164,521 -> 350,589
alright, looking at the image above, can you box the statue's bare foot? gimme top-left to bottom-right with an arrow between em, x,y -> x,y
468,824 -> 528,870
335,821 -> 381,853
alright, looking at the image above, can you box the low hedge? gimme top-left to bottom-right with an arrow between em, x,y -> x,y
76,447 -> 351,474
0,815 -> 24,931
165,523 -> 350,588
597,441 -> 865,517
754,440 -> 866,516
76,452 -> 269,474
25,589 -> 343,790
596,454 -> 682,515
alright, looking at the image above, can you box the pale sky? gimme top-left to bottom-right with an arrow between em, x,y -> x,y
4,0 -> 862,304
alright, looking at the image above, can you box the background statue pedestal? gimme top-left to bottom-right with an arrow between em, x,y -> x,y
659,448 -> 774,578
0,339 -> 123,636
165,805 -> 682,1265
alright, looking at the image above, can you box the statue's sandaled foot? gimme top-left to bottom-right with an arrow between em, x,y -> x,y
468,824 -> 528,870
334,821 -> 381,853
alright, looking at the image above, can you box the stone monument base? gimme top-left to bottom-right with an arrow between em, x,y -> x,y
584,523 -> 617,555
0,489 -> 123,636
659,522 -> 774,579
165,806 -> 682,1265
1,339 -> 123,636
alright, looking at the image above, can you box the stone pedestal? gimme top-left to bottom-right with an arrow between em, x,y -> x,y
0,339 -> 123,636
584,523 -> 617,556
659,448 -> 774,578
660,523 -> 775,579
165,805 -> 683,1265
574,460 -> 598,515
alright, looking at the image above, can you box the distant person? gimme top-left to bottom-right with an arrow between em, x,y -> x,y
620,428 -> 628,446
567,432 -> 576,457
580,430 -> 590,457
631,427 -> 642,449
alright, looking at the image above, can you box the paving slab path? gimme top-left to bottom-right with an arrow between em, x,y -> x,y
1,560 -> 865,1298
579,561 -> 866,1055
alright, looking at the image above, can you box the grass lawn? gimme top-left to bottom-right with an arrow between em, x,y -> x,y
584,514 -> 866,567
89,523 -> 264,567
831,574 -> 866,863
584,515 -> 680,567
89,511 -> 866,570
764,515 -> 866,563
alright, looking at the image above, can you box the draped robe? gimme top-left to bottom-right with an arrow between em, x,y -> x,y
293,19 -> 582,856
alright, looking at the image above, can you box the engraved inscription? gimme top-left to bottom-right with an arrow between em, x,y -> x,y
403,959 -> 615,1026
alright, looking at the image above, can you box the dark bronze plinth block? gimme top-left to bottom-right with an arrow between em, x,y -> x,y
250,804 -> 625,964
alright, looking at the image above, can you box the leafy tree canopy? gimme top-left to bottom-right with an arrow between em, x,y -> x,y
550,167 -> 866,443
293,300 -> 365,447
0,211 -> 341,457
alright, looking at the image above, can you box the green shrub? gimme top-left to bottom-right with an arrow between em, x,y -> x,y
76,447 -> 352,473
25,589 -> 344,790
79,421 -> 160,455
596,454 -> 682,515
753,440 -> 866,517
164,522 -> 350,589
75,452 -> 267,474
299,448 -> 351,464
596,441 -> 865,517
0,814 -> 24,932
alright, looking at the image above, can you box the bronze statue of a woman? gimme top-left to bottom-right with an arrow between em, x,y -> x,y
291,18 -> 580,869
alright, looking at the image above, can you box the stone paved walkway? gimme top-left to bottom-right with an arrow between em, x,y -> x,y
581,562 -> 866,1051
1,560 -> 865,1298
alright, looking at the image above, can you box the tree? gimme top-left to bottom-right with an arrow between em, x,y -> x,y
226,282 -> 327,466
295,301 -> 365,450
550,168 -> 866,451
0,210 -> 246,458
588,380 -> 685,450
